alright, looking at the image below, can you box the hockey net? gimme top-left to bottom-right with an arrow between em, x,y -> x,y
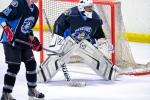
38,0 -> 150,75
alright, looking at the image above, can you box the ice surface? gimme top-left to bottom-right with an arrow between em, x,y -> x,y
0,29 -> 150,100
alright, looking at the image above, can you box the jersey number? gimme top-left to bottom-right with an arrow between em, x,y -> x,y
3,7 -> 12,16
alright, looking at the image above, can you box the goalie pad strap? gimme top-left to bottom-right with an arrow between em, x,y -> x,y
109,65 -> 114,80
55,59 -> 59,70
40,67 -> 47,82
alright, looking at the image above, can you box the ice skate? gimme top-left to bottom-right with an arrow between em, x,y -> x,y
1,92 -> 15,100
28,88 -> 45,100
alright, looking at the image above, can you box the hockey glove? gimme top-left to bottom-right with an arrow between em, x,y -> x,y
97,38 -> 114,53
1,21 -> 14,42
30,36 -> 43,51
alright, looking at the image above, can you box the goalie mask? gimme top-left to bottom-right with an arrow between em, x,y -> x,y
30,0 -> 38,4
78,0 -> 94,18
30,0 -> 33,4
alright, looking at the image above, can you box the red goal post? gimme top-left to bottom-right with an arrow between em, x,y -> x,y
38,0 -> 150,75
38,0 -> 118,64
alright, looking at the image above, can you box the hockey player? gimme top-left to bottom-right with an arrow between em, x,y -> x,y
54,0 -> 114,53
37,0 -> 120,84
0,0 -> 44,99
54,0 -> 105,44
53,0 -> 118,80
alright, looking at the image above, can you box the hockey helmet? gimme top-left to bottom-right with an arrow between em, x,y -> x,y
30,0 -> 33,3
77,0 -> 94,18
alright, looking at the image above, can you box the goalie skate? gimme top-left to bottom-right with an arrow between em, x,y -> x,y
76,40 -> 120,81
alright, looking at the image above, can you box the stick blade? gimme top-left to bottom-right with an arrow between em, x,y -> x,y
67,81 -> 86,87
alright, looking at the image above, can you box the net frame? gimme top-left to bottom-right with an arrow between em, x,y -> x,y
38,0 -> 119,63
38,0 -> 150,75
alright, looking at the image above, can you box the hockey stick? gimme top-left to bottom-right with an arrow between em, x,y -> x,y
42,10 -> 86,86
49,35 -> 64,48
43,9 -> 54,37
43,9 -> 64,48
15,38 -> 86,87
61,64 -> 86,87
43,8 -> 57,47
15,39 -> 65,56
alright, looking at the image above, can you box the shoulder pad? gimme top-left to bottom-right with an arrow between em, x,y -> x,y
10,0 -> 19,7
63,9 -> 72,15
92,11 -> 100,19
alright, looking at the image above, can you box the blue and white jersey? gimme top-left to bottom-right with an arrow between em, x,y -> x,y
54,6 -> 105,43
0,0 -> 39,49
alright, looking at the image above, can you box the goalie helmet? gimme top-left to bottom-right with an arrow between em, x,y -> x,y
77,0 -> 94,18
30,0 -> 33,3
30,0 -> 36,4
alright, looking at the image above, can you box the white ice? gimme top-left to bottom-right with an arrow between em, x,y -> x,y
0,29 -> 150,100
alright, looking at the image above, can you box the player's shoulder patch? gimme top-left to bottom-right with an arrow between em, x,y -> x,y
64,9 -> 72,15
11,0 -> 18,7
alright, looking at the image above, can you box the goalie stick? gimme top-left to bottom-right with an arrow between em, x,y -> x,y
40,9 -> 86,86
61,64 -> 86,87
43,9 -> 54,37
15,39 -> 65,56
15,38 -> 86,87
48,35 -> 64,48
43,9 -> 64,48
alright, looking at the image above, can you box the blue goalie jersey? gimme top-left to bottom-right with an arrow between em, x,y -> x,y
54,6 -> 105,43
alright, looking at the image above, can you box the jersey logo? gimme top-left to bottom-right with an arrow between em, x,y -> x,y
21,17 -> 35,33
11,0 -> 18,7
72,26 -> 92,42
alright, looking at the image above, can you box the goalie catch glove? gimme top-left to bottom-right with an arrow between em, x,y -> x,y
29,36 -> 43,51
1,21 -> 14,42
96,38 -> 114,53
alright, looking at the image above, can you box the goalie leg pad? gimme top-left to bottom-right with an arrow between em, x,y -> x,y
37,38 -> 79,82
46,36 -> 76,55
57,36 -> 76,54
60,42 -> 80,64
76,40 -> 120,81
37,56 -> 63,82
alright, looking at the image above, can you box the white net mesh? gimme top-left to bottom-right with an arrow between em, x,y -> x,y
40,0 -> 150,74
